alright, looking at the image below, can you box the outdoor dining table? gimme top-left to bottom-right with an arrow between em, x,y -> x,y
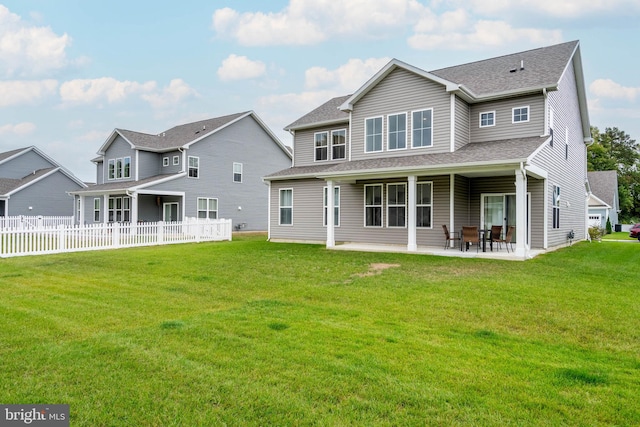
460,228 -> 493,252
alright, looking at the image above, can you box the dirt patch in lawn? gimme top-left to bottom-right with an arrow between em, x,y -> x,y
355,263 -> 401,277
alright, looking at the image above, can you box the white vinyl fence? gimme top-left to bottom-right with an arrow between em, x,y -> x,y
0,215 -> 74,230
0,218 -> 232,258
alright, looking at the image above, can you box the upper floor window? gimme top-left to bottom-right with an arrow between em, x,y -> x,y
364,184 -> 383,227
188,156 -> 199,178
107,157 -> 131,180
163,157 -> 169,167
332,130 -> 346,160
417,182 -> 432,228
279,189 -> 293,225
387,183 -> 406,227
233,162 -> 243,183
197,197 -> 218,219
314,132 -> 328,161
365,117 -> 383,153
513,106 -> 529,123
480,111 -> 495,128
412,109 -> 433,148
173,156 -> 180,166
388,113 -> 407,150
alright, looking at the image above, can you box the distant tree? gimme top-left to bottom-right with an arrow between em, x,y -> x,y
588,126 -> 640,221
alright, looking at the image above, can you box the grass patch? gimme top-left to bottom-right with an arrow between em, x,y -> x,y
0,236 -> 639,425
602,231 -> 637,241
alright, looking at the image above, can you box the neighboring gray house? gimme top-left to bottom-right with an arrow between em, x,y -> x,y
265,40 -> 591,258
0,146 -> 86,217
587,170 -> 619,228
71,111 -> 292,231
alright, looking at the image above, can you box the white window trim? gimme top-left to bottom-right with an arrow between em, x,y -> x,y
387,112 -> 408,151
107,159 -> 115,180
386,183 -> 407,228
173,155 -> 179,166
479,111 -> 496,128
197,197 -> 218,219
233,162 -> 243,183
163,157 -> 169,167
411,108 -> 434,149
323,186 -> 340,227
364,116 -> 384,153
416,181 -> 433,229
331,129 -> 347,160
314,131 -> 329,162
364,184 -> 383,228
279,188 -> 293,226
512,105 -> 530,124
188,156 -> 199,179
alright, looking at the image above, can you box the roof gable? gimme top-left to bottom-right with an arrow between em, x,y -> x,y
588,170 -> 618,208
285,95 -> 351,131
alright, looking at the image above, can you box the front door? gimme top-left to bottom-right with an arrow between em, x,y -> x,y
482,194 -> 529,244
163,202 -> 179,222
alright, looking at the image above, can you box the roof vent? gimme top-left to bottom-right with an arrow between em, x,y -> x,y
520,60 -> 525,70
510,67 -> 517,73
162,132 -> 166,137
203,125 -> 206,130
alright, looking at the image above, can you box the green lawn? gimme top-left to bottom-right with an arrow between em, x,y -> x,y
1,236 -> 639,426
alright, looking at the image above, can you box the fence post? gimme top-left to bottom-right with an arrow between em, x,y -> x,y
58,224 -> 66,253
158,221 -> 164,244
112,222 -> 120,248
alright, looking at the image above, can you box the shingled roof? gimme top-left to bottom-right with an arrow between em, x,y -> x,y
588,170 -> 618,208
0,167 -> 57,196
285,95 -> 351,131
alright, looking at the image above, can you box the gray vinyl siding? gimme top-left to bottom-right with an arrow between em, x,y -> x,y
137,151 -> 161,179
293,123 -> 349,167
95,161 -> 104,184
469,95 -> 545,143
103,137 -> 136,183
160,151 -> 183,175
0,150 -> 55,179
270,175 -> 454,247
454,96 -> 470,150
530,61 -> 587,246
6,170 -> 79,216
453,175 -> 470,230
350,68 -> 451,160
146,115 -> 291,231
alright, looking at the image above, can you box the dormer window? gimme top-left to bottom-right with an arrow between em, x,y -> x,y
331,130 -> 346,160
411,109 -> 433,148
365,117 -> 383,153
388,113 -> 407,150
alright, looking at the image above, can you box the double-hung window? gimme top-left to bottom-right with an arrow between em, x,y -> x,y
332,130 -> 346,160
197,197 -> 218,219
173,156 -> 180,166
108,159 -> 115,180
387,183 -> 406,227
279,189 -> 293,225
163,157 -> 169,167
412,109 -> 433,148
315,132 -> 328,161
323,186 -> 340,227
388,113 -> 407,150
364,184 -> 382,227
188,156 -> 199,178
416,182 -> 432,228
233,162 -> 243,183
365,117 -> 383,152
480,111 -> 495,128
93,198 -> 100,222
552,185 -> 560,229
513,106 -> 529,123
123,157 -> 131,178
116,158 -> 123,179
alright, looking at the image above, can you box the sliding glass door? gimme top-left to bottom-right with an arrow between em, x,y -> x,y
482,194 -> 528,244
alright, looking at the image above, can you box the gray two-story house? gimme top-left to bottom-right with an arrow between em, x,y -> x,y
1,146 -> 86,217
264,41 -> 591,258
72,111 -> 292,231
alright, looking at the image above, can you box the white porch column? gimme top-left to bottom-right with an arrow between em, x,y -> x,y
103,195 -> 109,224
407,175 -> 417,251
326,180 -> 335,248
130,192 -> 139,224
514,167 -> 529,258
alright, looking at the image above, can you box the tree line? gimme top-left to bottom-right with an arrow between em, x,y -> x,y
587,126 -> 640,222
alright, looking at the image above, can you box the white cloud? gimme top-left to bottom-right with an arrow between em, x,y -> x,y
141,79 -> 199,108
76,129 -> 110,142
0,80 -> 58,107
59,78 -> 156,105
217,55 -> 267,81
461,0 -> 640,17
409,18 -> 562,50
589,79 -> 640,102
0,122 -> 36,136
0,5 -> 72,77
305,57 -> 391,92
212,0 -> 429,46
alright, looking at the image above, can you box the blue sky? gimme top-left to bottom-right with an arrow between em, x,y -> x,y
1,0 -> 639,182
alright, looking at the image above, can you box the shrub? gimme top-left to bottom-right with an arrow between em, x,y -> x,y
588,226 -> 605,241
605,217 -> 612,234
